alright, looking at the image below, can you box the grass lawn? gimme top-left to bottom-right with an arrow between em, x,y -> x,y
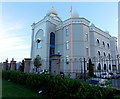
2,79 -> 50,99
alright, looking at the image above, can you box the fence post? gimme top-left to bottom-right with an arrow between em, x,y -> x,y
10,60 -> 16,71
24,58 -> 31,73
51,54 -> 61,75
3,62 -> 8,70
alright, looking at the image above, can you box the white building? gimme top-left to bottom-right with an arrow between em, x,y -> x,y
30,7 -> 119,74
118,1 -> 120,54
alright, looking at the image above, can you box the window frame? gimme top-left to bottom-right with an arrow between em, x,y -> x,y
36,39 -> 42,49
65,28 -> 69,36
96,39 -> 100,46
66,41 -> 69,50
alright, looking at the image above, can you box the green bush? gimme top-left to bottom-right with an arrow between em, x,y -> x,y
2,70 -> 120,99
2,70 -> 28,85
2,70 -> 12,79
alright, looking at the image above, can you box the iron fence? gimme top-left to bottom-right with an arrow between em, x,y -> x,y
49,55 -> 120,90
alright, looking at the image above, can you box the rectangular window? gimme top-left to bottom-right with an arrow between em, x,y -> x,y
86,48 -> 89,56
65,28 -> 69,36
86,33 -> 88,41
37,41 -> 42,49
66,55 -> 69,64
66,41 -> 69,50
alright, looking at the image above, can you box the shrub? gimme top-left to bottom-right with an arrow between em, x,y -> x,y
2,70 -> 28,85
2,70 -> 12,79
2,70 -> 120,99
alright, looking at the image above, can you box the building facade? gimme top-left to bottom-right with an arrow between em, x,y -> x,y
30,7 -> 119,74
118,1 -> 120,54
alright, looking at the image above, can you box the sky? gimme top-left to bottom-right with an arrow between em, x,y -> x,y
0,2 -> 118,62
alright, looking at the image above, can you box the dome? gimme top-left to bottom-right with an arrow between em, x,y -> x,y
72,10 -> 79,18
47,6 -> 58,16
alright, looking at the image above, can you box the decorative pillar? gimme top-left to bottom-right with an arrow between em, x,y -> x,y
31,23 -> 35,58
0,63 -> 2,70
10,60 -> 16,71
51,54 -> 61,75
3,62 -> 8,70
24,58 -> 31,73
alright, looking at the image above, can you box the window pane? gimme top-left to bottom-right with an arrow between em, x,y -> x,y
86,48 -> 89,56
66,41 -> 69,50
50,32 -> 55,55
36,39 -> 42,49
65,28 -> 69,36
86,33 -> 88,41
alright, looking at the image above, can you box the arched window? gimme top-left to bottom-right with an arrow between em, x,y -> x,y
98,51 -> 101,56
108,53 -> 111,59
103,41 -> 105,47
104,64 -> 106,70
98,63 -> 101,70
97,39 -> 100,46
109,64 -> 111,70
49,32 -> 55,71
103,52 -> 106,57
36,39 -> 42,49
35,30 -> 43,49
50,32 -> 55,55
107,43 -> 110,49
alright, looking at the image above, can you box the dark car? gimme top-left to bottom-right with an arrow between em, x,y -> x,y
116,73 -> 120,78
90,78 -> 108,88
109,72 -> 120,79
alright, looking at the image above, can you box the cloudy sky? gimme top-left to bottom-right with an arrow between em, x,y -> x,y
0,2 -> 118,62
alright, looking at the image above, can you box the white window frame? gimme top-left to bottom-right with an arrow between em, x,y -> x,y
36,39 -> 42,49
66,55 -> 69,64
66,41 -> 69,50
65,28 -> 69,36
96,39 -> 100,46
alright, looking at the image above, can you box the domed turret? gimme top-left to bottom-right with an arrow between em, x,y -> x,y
72,10 -> 79,18
47,6 -> 58,16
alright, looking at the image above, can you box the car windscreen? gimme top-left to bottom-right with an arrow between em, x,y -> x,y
90,80 -> 99,85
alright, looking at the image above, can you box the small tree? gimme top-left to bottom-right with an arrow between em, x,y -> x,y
88,58 -> 94,77
33,55 -> 42,72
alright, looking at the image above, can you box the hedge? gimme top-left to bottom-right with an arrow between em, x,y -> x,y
2,70 -> 120,99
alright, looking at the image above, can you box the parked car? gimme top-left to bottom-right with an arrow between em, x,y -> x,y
100,73 -> 111,79
116,73 -> 120,78
90,78 -> 108,88
95,73 -> 101,78
96,73 -> 111,79
109,72 -> 118,79
39,69 -> 49,74
109,72 -> 120,79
